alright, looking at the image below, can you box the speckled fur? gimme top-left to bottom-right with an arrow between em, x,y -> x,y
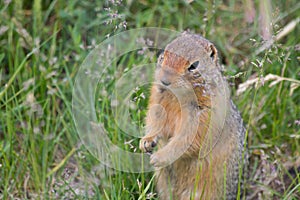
140,34 -> 247,200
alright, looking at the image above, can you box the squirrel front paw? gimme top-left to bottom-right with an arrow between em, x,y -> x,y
139,136 -> 157,153
150,151 -> 171,168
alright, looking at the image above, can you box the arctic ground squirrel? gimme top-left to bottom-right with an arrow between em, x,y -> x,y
139,33 -> 247,200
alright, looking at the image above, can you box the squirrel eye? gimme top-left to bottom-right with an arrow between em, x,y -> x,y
188,61 -> 199,72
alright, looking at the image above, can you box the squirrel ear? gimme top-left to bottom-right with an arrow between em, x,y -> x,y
157,49 -> 165,64
156,49 -> 164,58
209,44 -> 218,63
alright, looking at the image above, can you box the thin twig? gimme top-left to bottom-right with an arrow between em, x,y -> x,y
47,147 -> 77,177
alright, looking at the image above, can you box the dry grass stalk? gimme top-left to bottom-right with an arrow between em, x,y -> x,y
237,73 -> 300,96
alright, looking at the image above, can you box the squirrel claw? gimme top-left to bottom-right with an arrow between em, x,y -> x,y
139,137 -> 157,153
151,141 -> 157,148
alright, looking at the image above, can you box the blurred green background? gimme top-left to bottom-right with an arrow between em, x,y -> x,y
0,0 -> 299,199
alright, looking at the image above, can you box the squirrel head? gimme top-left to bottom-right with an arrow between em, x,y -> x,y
155,34 -> 219,91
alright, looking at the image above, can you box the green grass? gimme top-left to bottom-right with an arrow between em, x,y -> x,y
0,0 -> 299,199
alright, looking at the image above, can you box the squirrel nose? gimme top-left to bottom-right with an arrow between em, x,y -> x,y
161,79 -> 171,86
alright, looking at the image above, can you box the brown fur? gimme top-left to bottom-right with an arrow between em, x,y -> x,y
140,34 -> 246,200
